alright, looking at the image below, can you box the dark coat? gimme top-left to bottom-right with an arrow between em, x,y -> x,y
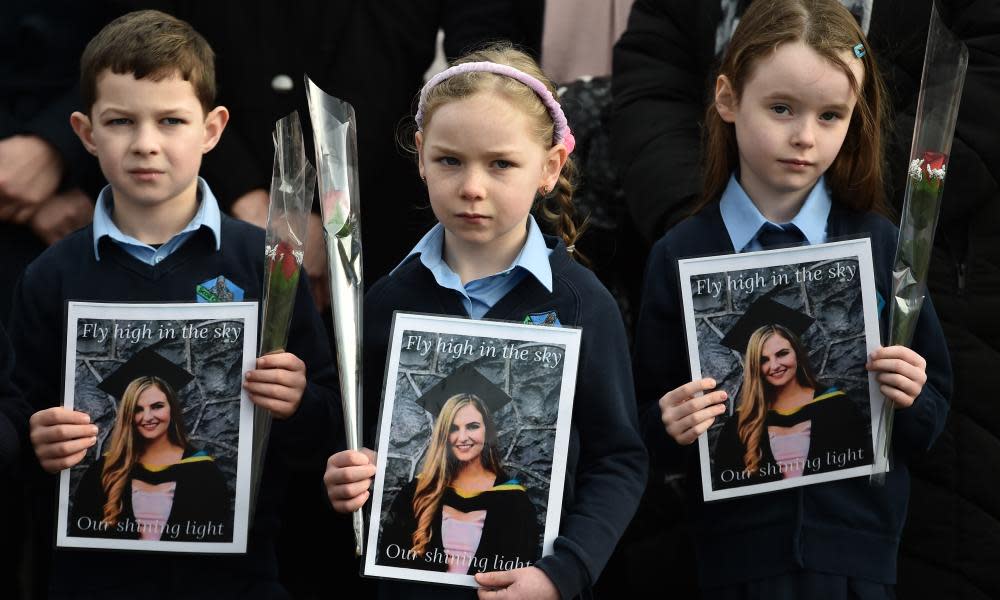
0,323 -> 28,474
69,449 -> 231,543
713,388 -> 872,489
0,1 -> 114,323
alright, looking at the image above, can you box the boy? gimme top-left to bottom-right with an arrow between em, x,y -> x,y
8,10 -> 340,597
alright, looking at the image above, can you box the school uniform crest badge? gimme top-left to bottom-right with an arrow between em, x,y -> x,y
196,276 -> 244,303
523,311 -> 561,327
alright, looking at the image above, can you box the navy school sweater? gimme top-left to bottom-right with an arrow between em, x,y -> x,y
363,235 -> 648,600
7,215 -> 342,598
633,202 -> 952,587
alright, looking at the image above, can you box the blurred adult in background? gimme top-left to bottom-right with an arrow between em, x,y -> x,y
0,4 -> 119,598
611,0 -> 1000,597
541,0 -> 634,83
0,1 -> 115,325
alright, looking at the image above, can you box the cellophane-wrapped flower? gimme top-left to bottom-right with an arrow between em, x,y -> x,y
251,111 -> 316,517
872,6 -> 967,484
260,240 -> 304,353
306,76 -> 365,555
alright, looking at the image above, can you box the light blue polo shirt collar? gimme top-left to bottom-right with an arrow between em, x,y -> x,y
719,174 -> 831,252
93,177 -> 222,263
396,216 -> 554,316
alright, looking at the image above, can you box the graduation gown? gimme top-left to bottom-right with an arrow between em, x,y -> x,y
713,388 -> 872,489
68,448 -> 232,543
378,476 -> 540,574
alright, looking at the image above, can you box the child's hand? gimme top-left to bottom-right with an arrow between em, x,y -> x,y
29,407 -> 98,473
866,345 -> 927,409
475,566 -> 558,600
244,352 -> 306,419
324,448 -> 376,513
660,378 -> 728,445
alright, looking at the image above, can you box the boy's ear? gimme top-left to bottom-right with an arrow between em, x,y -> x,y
541,143 -> 568,192
715,75 -> 738,123
70,112 -> 98,156
201,106 -> 230,154
414,131 -> 426,180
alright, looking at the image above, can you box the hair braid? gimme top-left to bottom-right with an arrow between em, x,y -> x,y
539,157 -> 589,266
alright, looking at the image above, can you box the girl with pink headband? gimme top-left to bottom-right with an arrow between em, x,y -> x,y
416,62 -> 577,155
324,43 -> 646,600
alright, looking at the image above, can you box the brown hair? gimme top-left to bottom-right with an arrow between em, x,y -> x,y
416,43 -> 587,261
737,325 -> 819,474
80,10 -> 216,115
699,0 -> 890,217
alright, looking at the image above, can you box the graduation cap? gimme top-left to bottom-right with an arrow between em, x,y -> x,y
720,297 -> 814,353
415,364 -> 512,418
97,347 -> 195,400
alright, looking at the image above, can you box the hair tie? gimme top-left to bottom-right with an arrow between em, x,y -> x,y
853,43 -> 866,59
415,62 -> 576,154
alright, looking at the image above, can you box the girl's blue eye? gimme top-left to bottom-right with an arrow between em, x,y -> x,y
439,156 -> 460,166
771,105 -> 790,116
819,112 -> 840,122
493,159 -> 512,169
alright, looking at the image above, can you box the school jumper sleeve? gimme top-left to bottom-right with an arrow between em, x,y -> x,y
533,269 -> 648,599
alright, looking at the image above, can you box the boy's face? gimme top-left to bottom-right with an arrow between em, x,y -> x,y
71,70 -> 227,213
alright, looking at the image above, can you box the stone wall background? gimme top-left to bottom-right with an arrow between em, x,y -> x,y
690,259 -> 872,469
68,318 -> 244,523
377,330 -> 567,549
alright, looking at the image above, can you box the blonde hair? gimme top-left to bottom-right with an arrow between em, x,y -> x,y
416,42 -> 587,261
100,376 -> 188,525
737,325 -> 818,474
410,393 -> 503,556
699,0 -> 890,217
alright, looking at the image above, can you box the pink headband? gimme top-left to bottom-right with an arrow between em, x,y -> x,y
415,62 -> 576,154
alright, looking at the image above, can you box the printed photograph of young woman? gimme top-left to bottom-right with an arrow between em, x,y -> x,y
711,298 -> 872,490
377,364 -> 540,575
68,348 -> 232,543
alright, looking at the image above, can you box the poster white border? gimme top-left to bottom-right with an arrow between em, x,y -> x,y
363,312 -> 581,587
56,301 -> 257,553
678,239 -> 883,501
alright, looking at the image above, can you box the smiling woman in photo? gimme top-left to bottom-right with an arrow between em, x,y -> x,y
69,348 -> 231,542
713,298 -> 872,488
379,365 -> 539,574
